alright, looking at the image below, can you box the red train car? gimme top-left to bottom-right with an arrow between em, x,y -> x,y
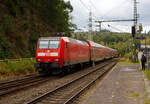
86,40 -> 105,65
86,40 -> 117,65
35,37 -> 90,74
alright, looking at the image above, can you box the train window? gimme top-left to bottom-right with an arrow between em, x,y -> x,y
49,40 -> 60,49
39,40 -> 49,49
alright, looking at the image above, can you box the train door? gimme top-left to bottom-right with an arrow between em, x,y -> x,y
92,47 -> 95,67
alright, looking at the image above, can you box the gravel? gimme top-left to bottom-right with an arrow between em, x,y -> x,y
0,61 -> 109,104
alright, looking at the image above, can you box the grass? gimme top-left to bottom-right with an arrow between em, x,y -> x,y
0,59 -> 36,79
119,58 -> 139,64
144,69 -> 150,104
145,97 -> 150,104
128,90 -> 140,99
145,88 -> 150,104
131,92 -> 140,98
145,69 -> 150,81
119,58 -> 130,62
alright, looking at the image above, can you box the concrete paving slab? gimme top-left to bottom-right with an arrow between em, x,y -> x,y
79,62 -> 145,104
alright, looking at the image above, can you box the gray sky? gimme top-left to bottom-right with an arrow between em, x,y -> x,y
65,0 -> 150,33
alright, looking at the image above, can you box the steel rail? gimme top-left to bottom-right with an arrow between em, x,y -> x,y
63,62 -> 117,104
25,59 -> 118,104
0,76 -> 41,90
0,76 -> 51,97
0,74 -> 38,85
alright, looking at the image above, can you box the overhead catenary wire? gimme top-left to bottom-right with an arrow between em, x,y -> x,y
79,0 -> 90,11
78,0 -> 98,21
70,0 -> 135,32
78,0 -> 98,33
98,0 -> 129,20
89,0 -> 102,18
107,24 -> 124,32
102,23 -> 107,30
70,0 -> 90,31
79,0 -> 132,31
78,0 -> 112,31
88,0 -> 130,20
77,0 -> 133,32
89,0 -> 98,11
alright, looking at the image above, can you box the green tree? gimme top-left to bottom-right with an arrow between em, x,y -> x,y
0,0 -> 74,59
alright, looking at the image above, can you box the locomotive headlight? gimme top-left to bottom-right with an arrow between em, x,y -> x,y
37,59 -> 42,61
53,59 -> 59,61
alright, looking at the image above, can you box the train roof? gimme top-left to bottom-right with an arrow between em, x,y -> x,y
39,37 -> 61,40
39,37 -> 88,46
39,37 -> 117,51
87,40 -> 106,48
87,40 -> 117,51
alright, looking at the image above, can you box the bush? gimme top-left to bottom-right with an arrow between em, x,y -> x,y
0,59 -> 36,76
145,69 -> 150,81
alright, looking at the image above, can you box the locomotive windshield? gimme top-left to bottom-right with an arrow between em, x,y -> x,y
38,40 -> 60,49
49,40 -> 60,49
39,40 -> 49,49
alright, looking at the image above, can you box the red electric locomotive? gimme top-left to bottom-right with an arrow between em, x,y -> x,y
35,36 -> 118,75
35,37 -> 90,75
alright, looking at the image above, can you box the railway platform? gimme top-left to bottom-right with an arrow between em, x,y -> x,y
79,62 -> 145,104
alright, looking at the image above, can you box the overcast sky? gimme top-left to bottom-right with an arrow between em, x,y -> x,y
65,0 -> 150,33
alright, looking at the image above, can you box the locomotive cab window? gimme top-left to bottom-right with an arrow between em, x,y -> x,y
39,40 -> 49,49
49,40 -> 60,49
38,40 -> 60,49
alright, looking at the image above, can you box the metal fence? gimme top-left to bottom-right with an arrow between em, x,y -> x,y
0,57 -> 35,62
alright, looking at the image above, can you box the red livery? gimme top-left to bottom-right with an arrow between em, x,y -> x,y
35,37 -> 118,75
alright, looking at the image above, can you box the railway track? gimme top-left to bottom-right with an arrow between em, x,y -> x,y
25,59 -> 118,104
0,74 -> 52,97
0,74 -> 37,85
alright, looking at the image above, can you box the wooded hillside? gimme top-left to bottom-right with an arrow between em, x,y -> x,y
0,0 -> 73,59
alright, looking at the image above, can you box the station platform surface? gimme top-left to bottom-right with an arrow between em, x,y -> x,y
79,62 -> 145,104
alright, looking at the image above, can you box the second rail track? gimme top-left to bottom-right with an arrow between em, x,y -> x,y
25,59 -> 118,104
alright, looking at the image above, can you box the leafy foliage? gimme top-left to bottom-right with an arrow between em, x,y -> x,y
93,32 -> 133,56
0,0 -> 73,59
